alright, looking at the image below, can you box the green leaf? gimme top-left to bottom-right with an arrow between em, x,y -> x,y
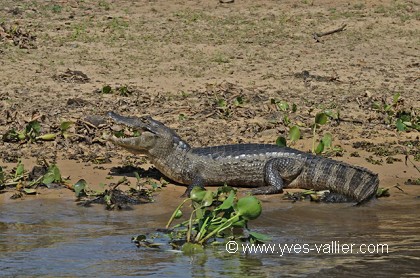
248,231 -> 271,242
321,133 -> 333,148
282,115 -> 291,126
190,186 -> 207,202
324,109 -> 339,120
288,126 -> 301,143
60,121 -> 74,132
178,114 -> 186,121
102,85 -> 112,94
15,161 -> 24,178
392,93 -> 400,105
42,165 -> 62,185
23,188 -> 37,195
134,171 -> 141,181
236,196 -> 262,220
231,218 -> 246,228
292,103 -> 297,113
395,118 -> 406,131
376,187 -> 390,198
276,136 -> 287,147
315,113 -> 328,125
277,101 -> 289,111
315,141 -> 324,154
174,209 -> 183,219
36,133 -> 57,141
74,179 -> 87,197
233,96 -> 243,106
202,190 -> 214,207
181,242 -> 204,254
25,121 -> 41,137
217,99 -> 227,108
217,191 -> 235,210
372,102 -> 382,110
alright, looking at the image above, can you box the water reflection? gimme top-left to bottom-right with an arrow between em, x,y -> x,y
0,196 -> 418,277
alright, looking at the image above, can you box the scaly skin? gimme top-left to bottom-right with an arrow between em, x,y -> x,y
107,112 -> 379,203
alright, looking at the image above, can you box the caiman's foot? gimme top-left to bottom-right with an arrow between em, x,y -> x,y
181,187 -> 190,198
251,186 -> 283,195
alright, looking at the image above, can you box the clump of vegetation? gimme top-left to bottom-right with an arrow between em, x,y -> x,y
73,174 -> 157,210
275,107 -> 343,156
0,160 -> 66,198
96,84 -> 134,97
2,119 -> 76,143
372,93 -> 420,132
132,186 -> 268,254
214,95 -> 245,117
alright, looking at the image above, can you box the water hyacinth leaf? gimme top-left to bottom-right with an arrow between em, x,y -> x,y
217,185 -> 236,195
288,126 -> 301,143
15,162 -> 24,178
277,101 -> 289,111
74,179 -> 87,197
315,113 -> 328,125
376,187 -> 390,198
174,209 -> 183,219
37,133 -> 57,141
236,196 -> 262,220
395,118 -> 406,131
324,109 -> 339,120
276,136 -> 287,147
60,121 -> 74,132
248,231 -> 271,242
190,186 -> 207,203
25,121 -> 41,136
321,133 -> 333,148
43,165 -> 62,184
202,190 -> 214,207
181,242 -> 204,255
23,188 -> 37,195
232,218 -> 246,228
315,141 -> 324,154
18,132 -> 26,140
217,191 -> 235,210
393,93 -> 400,104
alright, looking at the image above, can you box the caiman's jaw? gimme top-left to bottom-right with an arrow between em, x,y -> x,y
107,135 -> 153,154
106,112 -> 159,154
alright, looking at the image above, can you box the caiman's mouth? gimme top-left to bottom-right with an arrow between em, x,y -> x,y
105,111 -> 152,153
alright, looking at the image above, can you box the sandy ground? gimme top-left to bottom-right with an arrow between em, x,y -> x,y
0,0 -> 419,203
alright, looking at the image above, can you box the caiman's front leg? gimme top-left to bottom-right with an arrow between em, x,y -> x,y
182,175 -> 204,197
252,158 -> 304,195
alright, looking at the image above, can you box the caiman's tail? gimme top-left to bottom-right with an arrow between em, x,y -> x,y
309,158 -> 379,203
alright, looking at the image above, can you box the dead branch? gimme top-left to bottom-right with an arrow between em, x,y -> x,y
313,24 -> 347,42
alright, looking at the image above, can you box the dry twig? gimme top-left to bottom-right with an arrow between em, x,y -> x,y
313,24 -> 347,42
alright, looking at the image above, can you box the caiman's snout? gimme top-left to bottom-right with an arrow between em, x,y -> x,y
107,111 -> 149,130
106,112 -> 160,154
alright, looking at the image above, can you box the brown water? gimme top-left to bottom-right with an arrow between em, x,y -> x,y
1,188 -> 419,277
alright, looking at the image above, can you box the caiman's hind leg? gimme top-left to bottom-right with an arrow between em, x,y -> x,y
252,158 -> 304,195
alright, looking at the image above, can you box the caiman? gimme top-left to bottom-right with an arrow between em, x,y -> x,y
106,112 -> 379,204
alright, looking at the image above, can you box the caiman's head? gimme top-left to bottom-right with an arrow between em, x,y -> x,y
106,112 -> 189,155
